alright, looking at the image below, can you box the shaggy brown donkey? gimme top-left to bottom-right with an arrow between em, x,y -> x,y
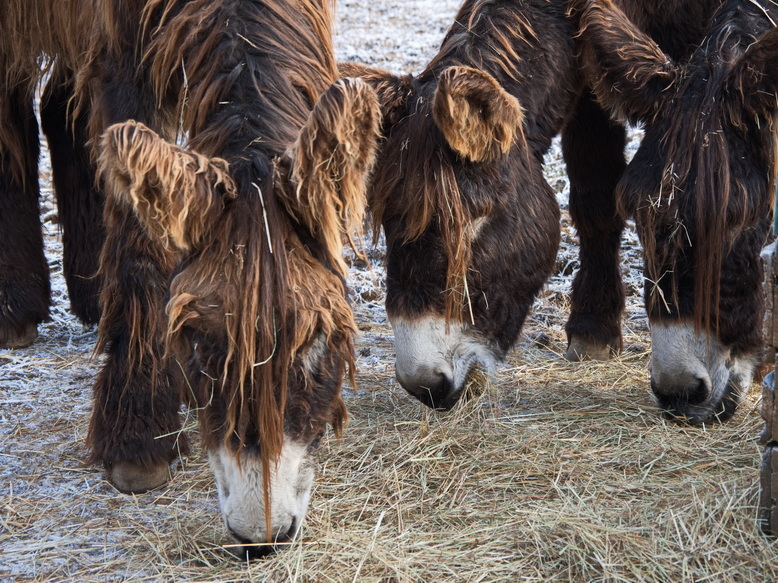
562,1 -> 730,363
569,0 -> 778,423
1,0 -> 380,554
343,0 -> 580,408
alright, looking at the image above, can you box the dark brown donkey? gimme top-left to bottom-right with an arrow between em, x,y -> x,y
569,0 -> 778,423
351,0 -> 778,425
343,0 -> 581,409
1,0 -> 380,554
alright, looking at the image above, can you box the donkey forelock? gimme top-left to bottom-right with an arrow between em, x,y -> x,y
369,114 -> 472,323
613,0 -> 778,333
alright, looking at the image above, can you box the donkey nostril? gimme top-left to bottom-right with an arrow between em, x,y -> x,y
227,523 -> 279,559
652,376 -> 709,420
227,524 -> 253,547
239,544 -> 277,560
421,370 -> 447,394
275,516 -> 298,544
685,378 -> 708,406
398,366 -> 455,409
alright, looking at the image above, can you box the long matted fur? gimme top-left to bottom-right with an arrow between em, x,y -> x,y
579,0 -> 778,333
1,0 -> 377,525
360,0 -> 543,323
95,1 -> 379,530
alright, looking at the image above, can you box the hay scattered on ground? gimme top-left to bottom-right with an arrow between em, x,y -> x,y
2,1 -> 778,581
4,303 -> 775,582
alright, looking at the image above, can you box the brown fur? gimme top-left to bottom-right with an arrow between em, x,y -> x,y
282,77 -> 380,276
347,62 -> 529,324
100,122 -> 237,250
1,0 -> 379,536
99,0 -> 342,468
0,1 -> 91,186
351,0 -> 575,329
341,0 -> 573,413
94,1 -> 379,538
432,66 -> 524,164
577,0 -> 778,333
367,4 -> 538,323
141,0 -> 338,153
577,1 -> 680,123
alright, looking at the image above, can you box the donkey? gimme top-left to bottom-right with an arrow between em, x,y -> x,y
1,0 -> 380,554
342,0 -> 580,408
568,0 -> 778,423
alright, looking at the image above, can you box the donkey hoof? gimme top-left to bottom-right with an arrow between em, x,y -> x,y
564,336 -> 613,362
107,460 -> 172,494
0,322 -> 38,348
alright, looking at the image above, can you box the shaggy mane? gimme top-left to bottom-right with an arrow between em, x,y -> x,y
369,0 -> 535,322
633,1 -> 778,332
94,0 -> 350,526
141,0 -> 337,155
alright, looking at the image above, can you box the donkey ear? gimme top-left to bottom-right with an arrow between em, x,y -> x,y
339,61 -> 412,128
283,76 -> 381,275
432,66 -> 524,163
99,121 -> 237,251
724,27 -> 778,117
578,0 -> 679,120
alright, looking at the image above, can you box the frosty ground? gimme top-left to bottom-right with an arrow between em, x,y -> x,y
1,1 -> 777,581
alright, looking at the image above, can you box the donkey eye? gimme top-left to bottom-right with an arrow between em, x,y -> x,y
308,431 -> 325,451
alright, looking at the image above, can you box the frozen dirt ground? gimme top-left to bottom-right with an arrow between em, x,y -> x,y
2,1 -> 777,582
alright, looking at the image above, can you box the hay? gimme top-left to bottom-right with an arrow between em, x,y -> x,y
460,366 -> 492,402
2,1 -> 778,581
3,225 -> 777,581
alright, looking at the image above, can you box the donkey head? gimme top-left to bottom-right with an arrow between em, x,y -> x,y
99,77 -> 379,553
578,0 -> 778,423
344,62 -> 560,409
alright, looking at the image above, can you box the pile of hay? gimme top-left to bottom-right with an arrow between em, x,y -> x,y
2,1 -> 777,581
3,218 -> 776,581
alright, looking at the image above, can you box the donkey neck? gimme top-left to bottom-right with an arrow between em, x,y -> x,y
151,0 -> 338,162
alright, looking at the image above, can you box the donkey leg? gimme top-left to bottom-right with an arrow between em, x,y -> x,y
0,86 -> 50,348
40,70 -> 103,325
561,91 -> 626,361
87,197 -> 187,493
85,67 -> 187,493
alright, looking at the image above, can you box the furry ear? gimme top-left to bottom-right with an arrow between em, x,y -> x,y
432,66 -> 524,163
282,76 -> 381,276
99,121 -> 236,251
339,61 -> 413,129
724,26 -> 778,117
577,0 -> 679,121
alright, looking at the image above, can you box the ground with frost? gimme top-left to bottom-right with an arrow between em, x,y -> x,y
2,2 -> 777,582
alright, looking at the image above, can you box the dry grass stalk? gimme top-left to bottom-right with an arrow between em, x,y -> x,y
3,4 -> 777,581
4,293 -> 777,582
